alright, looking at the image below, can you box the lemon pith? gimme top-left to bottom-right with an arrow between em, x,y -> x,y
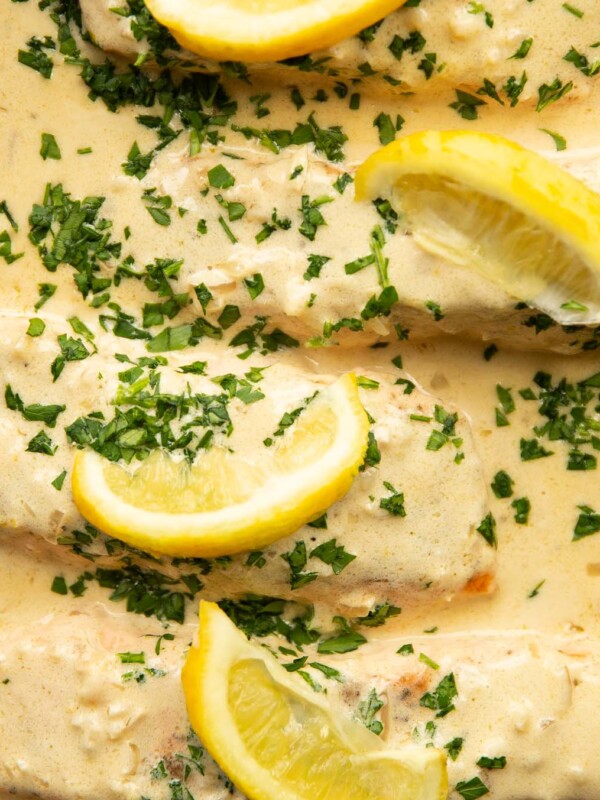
355,130 -> 600,324
181,601 -> 448,800
71,373 -> 369,558
143,0 -> 410,62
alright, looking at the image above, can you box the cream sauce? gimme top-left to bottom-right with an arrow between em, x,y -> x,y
2,0 -> 600,798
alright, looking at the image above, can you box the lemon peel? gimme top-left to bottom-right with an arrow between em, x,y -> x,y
182,601 -> 448,800
355,130 -> 600,324
71,373 -> 369,558
143,0 -> 410,63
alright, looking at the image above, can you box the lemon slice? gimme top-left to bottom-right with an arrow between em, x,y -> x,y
143,0 -> 410,62
71,373 -> 369,557
355,130 -> 600,325
182,601 -> 447,800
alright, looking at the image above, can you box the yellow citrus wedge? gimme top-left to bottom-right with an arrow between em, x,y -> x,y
182,601 -> 448,800
143,0 -> 410,63
71,373 -> 369,558
355,130 -> 600,324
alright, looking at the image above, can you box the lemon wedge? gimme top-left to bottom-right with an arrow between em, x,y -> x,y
182,601 -> 448,800
71,373 -> 369,557
143,0 -> 410,63
355,130 -> 600,325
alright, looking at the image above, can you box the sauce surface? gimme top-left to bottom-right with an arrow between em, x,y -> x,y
2,1 -> 600,798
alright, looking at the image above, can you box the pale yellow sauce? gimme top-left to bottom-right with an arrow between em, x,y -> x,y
2,0 -> 600,798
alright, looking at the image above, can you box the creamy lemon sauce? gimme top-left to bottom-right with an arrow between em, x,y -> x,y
2,1 -> 600,798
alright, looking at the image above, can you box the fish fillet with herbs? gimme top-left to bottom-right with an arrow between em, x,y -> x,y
0,313 -> 494,613
5,0 -> 600,798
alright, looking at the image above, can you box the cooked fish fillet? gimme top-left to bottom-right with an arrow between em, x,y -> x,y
329,630 -> 600,800
80,0 -> 594,104
17,0 -> 597,355
0,312 -> 494,613
145,143 -> 600,354
1,591 -> 598,800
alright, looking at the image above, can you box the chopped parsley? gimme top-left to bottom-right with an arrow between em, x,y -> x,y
449,90 -> 486,120
298,195 -> 332,241
356,688 -> 384,735
564,46 -> 600,77
536,78 -> 574,112
207,164 -> 235,189
281,541 -> 318,590
309,662 -> 343,682
218,596 -> 319,646
51,469 -> 67,491
40,133 -> 61,161
26,430 -> 57,455
478,755 -> 507,769
333,173 -> 353,194
360,431 -> 381,470
467,2 -> 494,28
419,652 -> 440,670
520,438 -> 553,461
142,188 -> 172,226
562,2 -> 584,17
573,505 -> 600,541
490,470 -> 513,498
0,231 -> 23,265
379,481 -> 406,516
317,616 -> 367,654
373,113 -> 396,145
243,273 -> 265,300
35,283 -> 57,310
425,405 -> 461,456
425,300 -> 444,321
18,37 -> 54,79
355,603 -> 401,627
496,384 -> 515,414
512,496 -> 531,525
540,128 -> 567,151
51,334 -> 91,381
444,737 -> 464,761
456,777 -> 489,800
245,551 -> 266,569
477,512 -> 497,548
303,254 -> 330,281
26,318 -> 46,337
51,576 -> 68,595
419,672 -> 458,717
117,651 -> 145,663
310,539 -> 356,575
510,38 -> 533,59
388,30 -> 426,61
122,141 -> 153,178
504,72 -> 528,106
528,580 -> 545,598
5,385 -> 65,427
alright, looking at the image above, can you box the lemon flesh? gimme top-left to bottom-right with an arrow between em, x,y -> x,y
71,373 -> 369,557
143,0 -> 410,62
355,130 -> 600,325
182,601 -> 448,800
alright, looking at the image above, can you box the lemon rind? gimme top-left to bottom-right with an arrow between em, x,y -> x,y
182,602 -> 448,800
144,0 -> 409,62
71,373 -> 369,557
355,130 -> 600,315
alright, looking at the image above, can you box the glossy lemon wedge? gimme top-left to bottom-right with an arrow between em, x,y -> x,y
143,0 -> 410,63
182,601 -> 448,800
71,373 -> 369,557
355,130 -> 600,325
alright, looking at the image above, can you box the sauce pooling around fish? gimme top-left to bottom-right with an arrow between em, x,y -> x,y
2,1 -> 600,798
